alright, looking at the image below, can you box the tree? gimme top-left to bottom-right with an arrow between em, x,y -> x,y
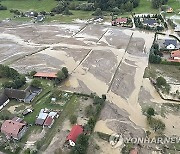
124,2 -> 133,12
29,70 -> 37,76
57,71 -> 65,81
31,79 -> 42,88
85,105 -> 94,117
156,77 -> 167,88
92,8 -> 102,16
62,67 -> 69,78
147,107 -> 155,117
69,115 -> 77,124
102,94 -> 106,100
62,7 -> 73,15
152,0 -> 162,9
71,134 -> 89,154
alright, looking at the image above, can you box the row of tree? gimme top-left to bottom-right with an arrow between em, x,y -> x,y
149,43 -> 162,64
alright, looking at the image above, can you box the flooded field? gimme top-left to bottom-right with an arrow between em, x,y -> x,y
0,22 -> 179,153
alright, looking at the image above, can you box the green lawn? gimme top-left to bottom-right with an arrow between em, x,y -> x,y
1,0 -> 57,12
45,10 -> 94,23
133,0 -> 159,14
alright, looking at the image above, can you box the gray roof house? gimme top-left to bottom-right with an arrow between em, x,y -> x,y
4,86 -> 42,103
164,39 -> 177,48
143,19 -> 157,26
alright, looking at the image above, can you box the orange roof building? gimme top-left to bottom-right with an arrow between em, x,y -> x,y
170,50 -> 180,62
34,72 -> 57,79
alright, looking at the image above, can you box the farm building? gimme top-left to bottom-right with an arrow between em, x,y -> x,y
1,118 -> 27,140
34,72 -> 57,79
66,125 -> 83,146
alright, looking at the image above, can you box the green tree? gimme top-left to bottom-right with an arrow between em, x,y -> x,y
69,115 -> 77,124
147,107 -> 155,117
71,134 -> 89,154
152,0 -> 162,9
92,8 -> 102,16
31,79 -> 42,88
85,105 -> 94,117
156,76 -> 167,88
62,67 -> 69,78
29,70 -> 37,76
57,71 -> 65,81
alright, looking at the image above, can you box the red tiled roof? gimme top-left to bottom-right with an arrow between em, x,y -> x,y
171,50 -> 180,58
1,120 -> 25,139
67,125 -> 83,142
34,72 -> 57,78
116,18 -> 127,23
44,116 -> 54,126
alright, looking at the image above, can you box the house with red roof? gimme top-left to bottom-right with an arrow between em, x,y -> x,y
43,116 -> 54,128
112,18 -> 128,26
66,124 -> 83,146
34,72 -> 58,79
169,50 -> 180,62
1,118 -> 27,140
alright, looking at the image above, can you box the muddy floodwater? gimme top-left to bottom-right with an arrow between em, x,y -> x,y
0,22 -> 180,153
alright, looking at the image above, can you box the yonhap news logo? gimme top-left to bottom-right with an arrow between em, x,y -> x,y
109,133 -> 180,148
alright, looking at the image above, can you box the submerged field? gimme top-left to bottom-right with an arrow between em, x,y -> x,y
0,21 -> 179,153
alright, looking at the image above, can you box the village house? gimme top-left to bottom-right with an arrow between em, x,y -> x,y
0,93 -> 9,110
66,124 -> 83,146
35,109 -> 48,125
170,50 -> 180,62
2,85 -> 42,104
112,18 -> 128,26
163,39 -> 177,49
33,72 -> 57,79
1,117 -> 27,140
143,18 -> 157,27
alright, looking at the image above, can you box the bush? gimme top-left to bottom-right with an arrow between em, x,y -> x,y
69,115 -> 77,124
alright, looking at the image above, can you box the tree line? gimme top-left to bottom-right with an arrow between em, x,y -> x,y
0,64 -> 26,89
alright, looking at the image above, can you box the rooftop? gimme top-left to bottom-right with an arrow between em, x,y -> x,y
67,125 -> 83,143
34,72 -> 57,78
